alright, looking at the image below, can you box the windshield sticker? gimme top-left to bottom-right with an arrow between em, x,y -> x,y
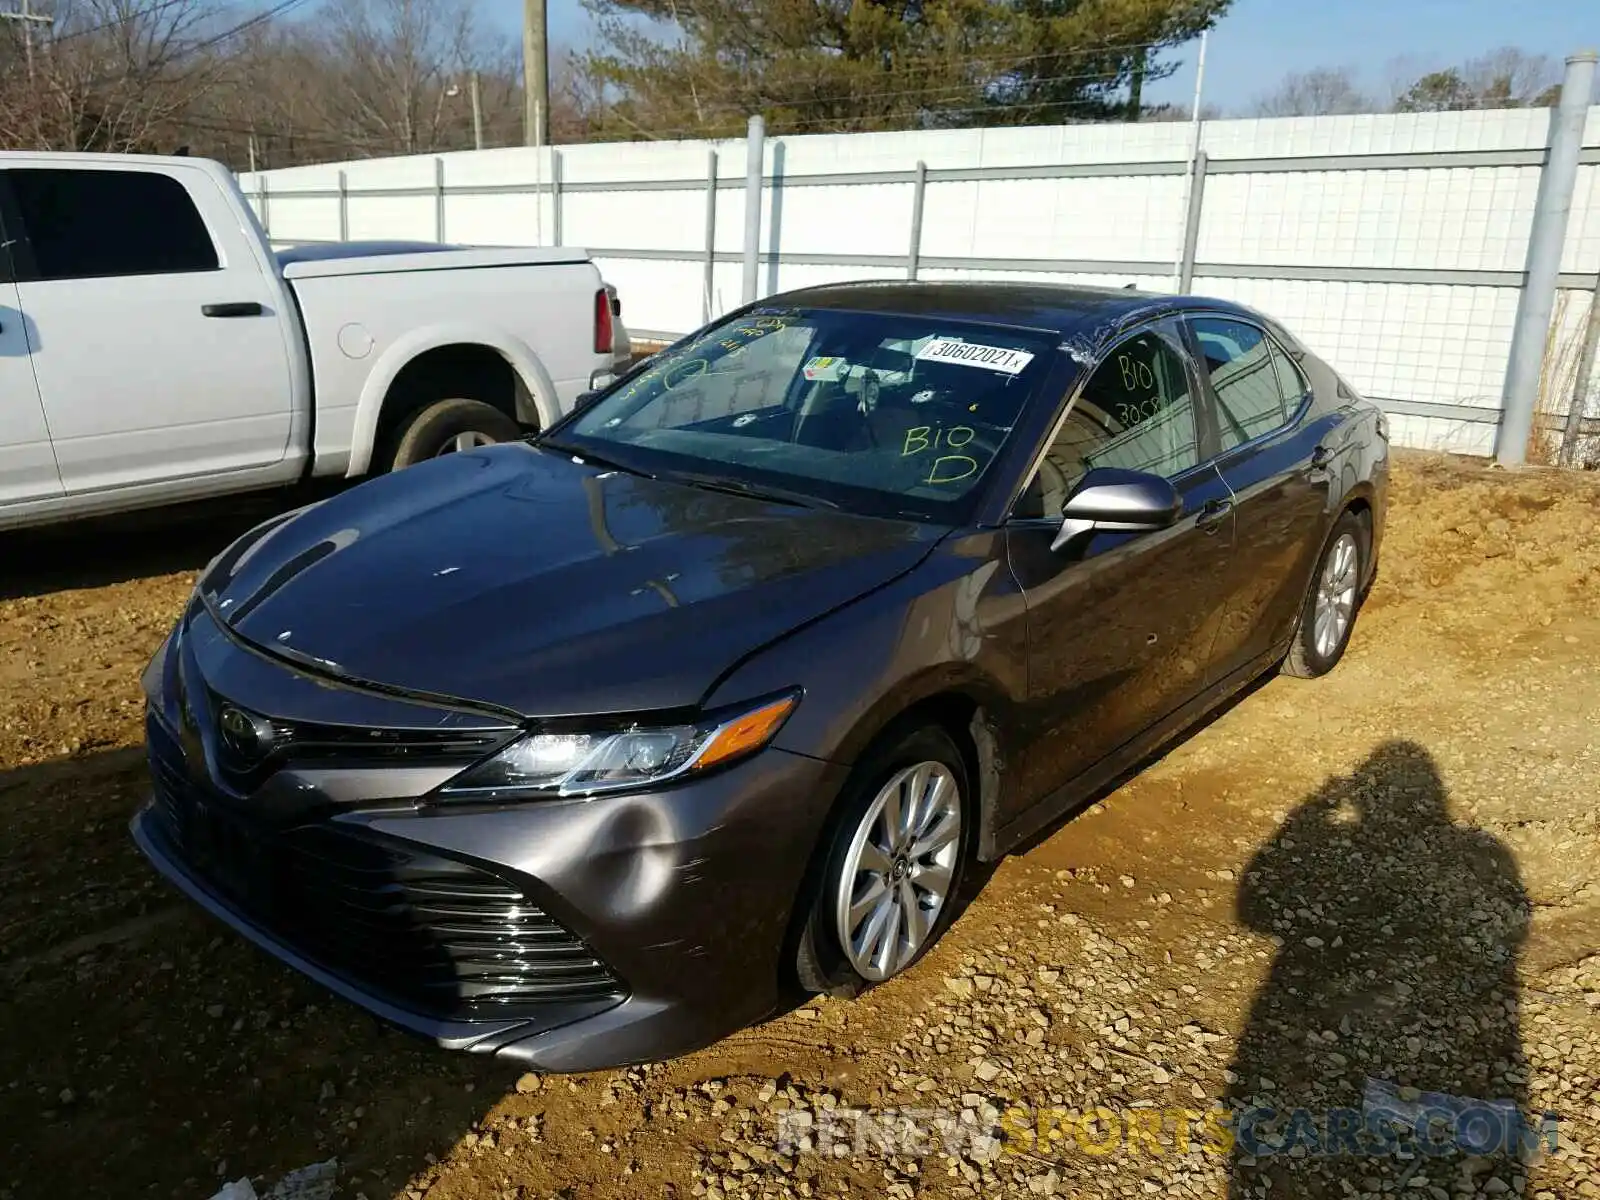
803,356 -> 848,382
916,338 -> 1035,375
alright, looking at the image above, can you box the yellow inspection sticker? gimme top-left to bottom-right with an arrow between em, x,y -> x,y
916,338 -> 1035,375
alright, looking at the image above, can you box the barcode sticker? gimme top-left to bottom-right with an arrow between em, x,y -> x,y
916,338 -> 1035,375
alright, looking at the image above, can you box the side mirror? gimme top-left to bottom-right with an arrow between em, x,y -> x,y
1051,467 -> 1183,554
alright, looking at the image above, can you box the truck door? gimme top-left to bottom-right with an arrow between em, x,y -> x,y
0,216 -> 61,511
0,162 -> 295,494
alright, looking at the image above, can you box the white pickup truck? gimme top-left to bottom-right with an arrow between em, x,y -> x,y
0,151 -> 629,532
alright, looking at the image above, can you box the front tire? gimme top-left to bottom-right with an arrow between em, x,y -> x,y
795,725 -> 973,996
386,398 -> 522,471
1282,510 -> 1368,679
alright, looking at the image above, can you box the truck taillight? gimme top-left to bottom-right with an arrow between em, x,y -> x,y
594,288 -> 614,355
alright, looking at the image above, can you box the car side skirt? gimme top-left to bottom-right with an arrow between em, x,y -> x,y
986,640 -> 1289,859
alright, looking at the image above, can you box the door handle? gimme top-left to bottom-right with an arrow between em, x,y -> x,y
202,301 -> 264,318
1196,498 -> 1233,533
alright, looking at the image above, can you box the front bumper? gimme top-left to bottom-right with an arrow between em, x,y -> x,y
133,606 -> 851,1072
134,739 -> 849,1071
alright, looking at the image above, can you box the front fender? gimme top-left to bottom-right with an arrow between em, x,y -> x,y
702,535 -> 1030,858
345,325 -> 564,477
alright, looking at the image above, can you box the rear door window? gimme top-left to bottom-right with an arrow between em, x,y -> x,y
6,168 -> 219,281
1190,316 -> 1289,452
1269,339 -> 1310,412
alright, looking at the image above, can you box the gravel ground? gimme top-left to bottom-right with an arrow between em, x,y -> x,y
0,452 -> 1597,1200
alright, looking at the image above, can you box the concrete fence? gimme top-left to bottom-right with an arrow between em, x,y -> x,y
241,89 -> 1600,461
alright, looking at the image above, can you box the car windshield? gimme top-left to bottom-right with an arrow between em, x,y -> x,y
547,306 -> 1058,522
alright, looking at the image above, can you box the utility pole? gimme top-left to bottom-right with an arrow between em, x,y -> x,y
470,71 -> 484,152
0,0 -> 52,83
522,0 -> 548,149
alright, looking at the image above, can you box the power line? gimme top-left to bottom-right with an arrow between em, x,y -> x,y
38,0 -> 311,52
587,41 -> 1184,125
681,67 -> 1163,120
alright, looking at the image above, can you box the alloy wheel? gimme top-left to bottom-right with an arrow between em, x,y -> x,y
436,430 -> 499,456
1313,532 -> 1359,659
834,761 -> 962,982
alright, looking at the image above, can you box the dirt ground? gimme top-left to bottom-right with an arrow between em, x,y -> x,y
1,452 -> 1598,1200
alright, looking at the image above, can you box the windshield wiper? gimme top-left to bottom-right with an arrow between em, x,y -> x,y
670,471 -> 839,510
536,438 -> 654,479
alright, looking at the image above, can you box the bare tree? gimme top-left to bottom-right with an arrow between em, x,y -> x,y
0,0 -> 237,153
1252,67 -> 1373,117
1460,47 -> 1561,107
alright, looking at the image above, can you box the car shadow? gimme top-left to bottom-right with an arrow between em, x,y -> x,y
0,482 -> 349,602
1226,740 -> 1536,1198
0,745 -> 515,1199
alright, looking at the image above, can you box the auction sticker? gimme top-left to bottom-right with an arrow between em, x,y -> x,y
916,338 -> 1035,375
802,356 -> 848,381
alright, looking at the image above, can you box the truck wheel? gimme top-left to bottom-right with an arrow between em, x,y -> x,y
388,398 -> 522,471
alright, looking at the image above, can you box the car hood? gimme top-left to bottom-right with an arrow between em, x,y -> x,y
201,445 -> 941,717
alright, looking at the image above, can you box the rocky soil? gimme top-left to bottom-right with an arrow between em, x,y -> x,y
0,453 -> 1597,1199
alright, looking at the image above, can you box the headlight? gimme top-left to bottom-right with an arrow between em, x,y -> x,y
439,693 -> 798,800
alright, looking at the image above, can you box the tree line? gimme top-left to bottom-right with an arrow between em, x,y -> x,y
0,0 -> 1574,171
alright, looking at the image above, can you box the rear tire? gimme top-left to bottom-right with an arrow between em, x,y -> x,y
794,725 -> 973,997
386,398 -> 522,471
1282,510 -> 1368,679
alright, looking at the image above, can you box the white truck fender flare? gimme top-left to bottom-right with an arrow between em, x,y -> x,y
345,324 -> 563,477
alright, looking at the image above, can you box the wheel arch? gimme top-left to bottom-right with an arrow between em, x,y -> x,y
1331,481 -> 1378,589
781,678 -> 1008,994
811,670 -> 1015,867
346,326 -> 563,477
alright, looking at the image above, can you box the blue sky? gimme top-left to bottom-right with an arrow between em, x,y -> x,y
484,0 -> 1597,114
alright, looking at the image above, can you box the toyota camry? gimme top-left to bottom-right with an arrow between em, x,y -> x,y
133,282 -> 1388,1071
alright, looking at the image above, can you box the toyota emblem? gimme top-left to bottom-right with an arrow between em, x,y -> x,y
218,705 -> 274,761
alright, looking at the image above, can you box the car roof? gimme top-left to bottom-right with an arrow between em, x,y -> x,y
765,280 -> 1254,344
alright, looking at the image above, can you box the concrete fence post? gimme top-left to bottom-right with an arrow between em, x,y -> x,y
337,170 -> 349,242
258,180 -> 270,240
907,161 -> 927,281
1497,49 -> 1598,465
741,115 -> 765,305
434,157 -> 447,244
551,150 -> 564,246
1178,150 -> 1208,294
704,149 -> 719,325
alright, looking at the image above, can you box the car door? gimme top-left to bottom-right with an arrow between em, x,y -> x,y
0,216 -> 61,510
0,163 -> 294,494
1184,314 -> 1334,679
1004,318 -> 1237,812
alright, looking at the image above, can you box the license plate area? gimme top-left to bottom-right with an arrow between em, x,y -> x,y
173,788 -> 278,914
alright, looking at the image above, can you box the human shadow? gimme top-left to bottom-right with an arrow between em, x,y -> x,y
1227,741 -> 1539,1198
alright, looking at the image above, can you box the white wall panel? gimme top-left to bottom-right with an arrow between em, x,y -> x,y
242,104 -> 1596,456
